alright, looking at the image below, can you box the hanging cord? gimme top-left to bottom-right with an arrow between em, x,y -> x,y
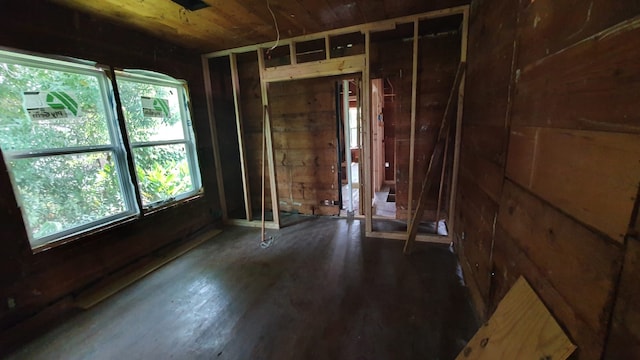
261,105 -> 266,243
260,105 -> 273,248
266,0 -> 280,52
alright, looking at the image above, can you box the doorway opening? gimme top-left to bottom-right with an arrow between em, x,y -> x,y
337,79 -> 362,216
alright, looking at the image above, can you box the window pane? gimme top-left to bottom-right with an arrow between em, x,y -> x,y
9,151 -> 127,241
133,144 -> 194,205
117,78 -> 185,142
0,62 -> 111,151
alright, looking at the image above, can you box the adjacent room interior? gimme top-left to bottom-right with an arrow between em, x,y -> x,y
0,1 -> 639,359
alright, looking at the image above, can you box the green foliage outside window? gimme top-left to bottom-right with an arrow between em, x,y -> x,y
0,54 -> 201,245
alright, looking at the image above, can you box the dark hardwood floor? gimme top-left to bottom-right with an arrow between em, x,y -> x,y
8,218 -> 477,360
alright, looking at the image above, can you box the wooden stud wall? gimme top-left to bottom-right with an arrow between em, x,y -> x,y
369,29 -> 414,221
236,52 -> 273,216
410,29 -> 461,222
456,0 -> 640,358
204,6 -> 469,242
207,56 -> 247,219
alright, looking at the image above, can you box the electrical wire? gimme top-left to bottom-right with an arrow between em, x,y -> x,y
266,0 -> 280,52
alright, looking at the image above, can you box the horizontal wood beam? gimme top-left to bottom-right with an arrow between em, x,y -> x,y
262,55 -> 365,82
366,231 -> 451,244
224,218 -> 280,229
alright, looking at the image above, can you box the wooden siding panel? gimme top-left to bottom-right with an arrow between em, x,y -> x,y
604,238 -> 640,359
506,126 -> 640,242
497,181 -> 623,341
517,0 -> 640,68
513,20 -> 640,133
491,226 -> 607,360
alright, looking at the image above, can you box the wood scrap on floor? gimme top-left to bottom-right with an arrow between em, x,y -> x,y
456,276 -> 576,360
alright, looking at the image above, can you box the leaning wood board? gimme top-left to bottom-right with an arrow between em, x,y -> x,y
456,276 -> 576,360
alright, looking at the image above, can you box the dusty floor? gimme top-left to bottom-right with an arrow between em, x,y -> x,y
8,218 -> 477,360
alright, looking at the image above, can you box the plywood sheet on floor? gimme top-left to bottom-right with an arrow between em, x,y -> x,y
456,277 -> 575,360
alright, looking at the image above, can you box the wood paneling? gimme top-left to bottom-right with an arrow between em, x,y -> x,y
458,3 -> 640,359
463,0 -> 516,128
516,0 -> 640,68
605,238 -> 640,359
454,0 -> 517,318
506,126 -> 640,242
491,228 -> 606,359
455,175 -> 496,303
498,181 -> 623,335
513,18 -> 640,133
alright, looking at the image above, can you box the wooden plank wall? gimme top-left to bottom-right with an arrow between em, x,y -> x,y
268,77 -> 341,216
457,0 -> 640,359
208,56 -> 246,219
370,30 -> 459,221
0,0 -> 223,351
236,52 -> 272,216
370,34 -> 413,219
412,32 -> 460,221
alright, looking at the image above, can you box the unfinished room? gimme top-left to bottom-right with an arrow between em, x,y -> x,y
0,0 -> 638,359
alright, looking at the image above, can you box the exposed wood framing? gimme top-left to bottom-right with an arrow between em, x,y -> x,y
201,56 -> 228,220
203,5 -> 469,58
289,40 -> 297,65
202,5 -> 470,240
367,231 -> 451,245
257,47 -> 281,227
325,35 -> 331,59
406,20 -> 420,231
435,134 -> 450,225
229,53 -> 253,221
446,6 -> 469,244
363,30 -> 373,234
404,62 -> 466,253
224,218 -> 280,229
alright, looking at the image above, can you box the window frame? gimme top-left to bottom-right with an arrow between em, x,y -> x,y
0,49 -> 140,247
114,70 -> 203,209
0,48 -> 205,250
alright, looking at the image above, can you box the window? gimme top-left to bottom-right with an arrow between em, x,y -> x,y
0,49 -> 202,249
116,71 -> 201,207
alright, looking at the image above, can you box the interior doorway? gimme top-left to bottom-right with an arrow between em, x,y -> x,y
338,79 -> 362,216
370,78 -> 396,219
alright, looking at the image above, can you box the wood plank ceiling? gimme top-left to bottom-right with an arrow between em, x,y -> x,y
49,0 -> 468,53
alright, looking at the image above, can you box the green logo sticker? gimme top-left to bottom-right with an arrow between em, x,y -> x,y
46,91 -> 79,116
23,91 -> 81,120
141,97 -> 170,118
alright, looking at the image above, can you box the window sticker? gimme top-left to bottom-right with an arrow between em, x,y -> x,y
141,96 -> 170,118
23,91 -> 81,120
